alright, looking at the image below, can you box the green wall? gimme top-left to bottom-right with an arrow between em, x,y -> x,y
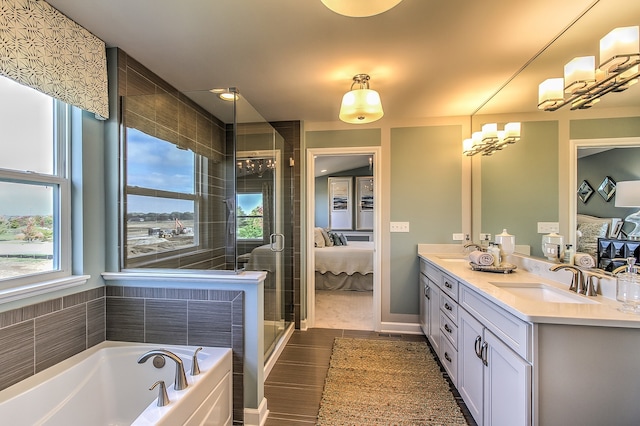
390,125 -> 462,314
570,116 -> 640,139
481,121 -> 558,258
306,128 -> 381,148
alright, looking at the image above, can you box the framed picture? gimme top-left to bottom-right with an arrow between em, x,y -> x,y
328,177 -> 352,229
356,176 -> 374,230
597,176 -> 616,202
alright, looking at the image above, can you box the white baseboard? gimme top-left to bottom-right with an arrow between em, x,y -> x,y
379,321 -> 423,335
244,397 -> 269,426
300,318 -> 308,330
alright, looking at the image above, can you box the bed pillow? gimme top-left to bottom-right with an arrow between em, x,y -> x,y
577,221 -> 608,255
314,227 -> 325,248
329,231 -> 346,246
339,233 -> 348,245
321,228 -> 334,247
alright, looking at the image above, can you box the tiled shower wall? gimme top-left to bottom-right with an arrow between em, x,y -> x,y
0,285 -> 246,422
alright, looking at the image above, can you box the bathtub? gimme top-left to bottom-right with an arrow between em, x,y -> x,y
0,341 -> 232,425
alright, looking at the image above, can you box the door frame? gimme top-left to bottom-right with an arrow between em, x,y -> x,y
305,146 -> 382,330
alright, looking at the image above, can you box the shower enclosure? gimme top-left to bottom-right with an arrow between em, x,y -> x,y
120,88 -> 293,361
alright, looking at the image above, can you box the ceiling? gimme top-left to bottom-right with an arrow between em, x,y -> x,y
47,0 -> 638,123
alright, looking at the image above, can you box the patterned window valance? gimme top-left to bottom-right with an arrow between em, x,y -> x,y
0,0 -> 109,119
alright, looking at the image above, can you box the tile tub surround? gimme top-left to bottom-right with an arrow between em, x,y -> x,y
105,285 -> 245,423
0,287 -> 106,392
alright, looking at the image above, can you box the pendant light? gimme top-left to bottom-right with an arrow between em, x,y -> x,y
321,0 -> 403,17
339,74 -> 384,124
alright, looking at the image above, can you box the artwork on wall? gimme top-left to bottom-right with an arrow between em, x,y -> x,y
356,177 -> 374,230
578,180 -> 594,203
597,176 -> 616,202
328,177 -> 353,229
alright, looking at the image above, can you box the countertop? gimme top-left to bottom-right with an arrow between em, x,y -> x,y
418,251 -> 640,329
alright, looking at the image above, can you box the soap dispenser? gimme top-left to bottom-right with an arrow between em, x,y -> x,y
616,257 -> 640,314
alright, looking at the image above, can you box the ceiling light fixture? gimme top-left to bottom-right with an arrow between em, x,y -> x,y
538,26 -> 640,111
339,74 -> 384,124
321,0 -> 403,17
462,122 -> 521,156
209,87 -> 239,101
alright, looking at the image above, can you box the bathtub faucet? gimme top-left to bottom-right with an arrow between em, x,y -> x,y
138,349 -> 189,391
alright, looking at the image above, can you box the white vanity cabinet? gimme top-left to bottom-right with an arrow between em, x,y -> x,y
419,257 -> 531,425
459,307 -> 531,426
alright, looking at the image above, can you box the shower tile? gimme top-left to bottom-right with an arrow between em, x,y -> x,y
22,298 -> 62,321
166,288 -> 192,300
0,321 -> 34,391
106,297 -> 144,341
145,299 -> 188,345
106,285 -> 123,297
187,301 -> 232,346
35,304 -> 86,373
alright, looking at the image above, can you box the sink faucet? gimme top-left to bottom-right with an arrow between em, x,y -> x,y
464,242 -> 483,252
138,349 -> 189,391
549,264 -> 584,293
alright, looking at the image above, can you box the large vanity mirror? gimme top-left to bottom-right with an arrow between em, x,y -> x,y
472,0 -> 640,266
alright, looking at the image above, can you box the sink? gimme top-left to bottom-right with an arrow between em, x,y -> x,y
489,282 -> 599,304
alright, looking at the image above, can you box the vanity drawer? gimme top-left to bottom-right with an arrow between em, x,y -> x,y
440,292 -> 458,322
420,259 -> 440,282
440,273 -> 459,301
439,334 -> 458,386
440,310 -> 458,349
460,284 -> 532,362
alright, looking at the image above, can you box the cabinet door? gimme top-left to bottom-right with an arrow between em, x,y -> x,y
419,273 -> 429,336
484,329 -> 531,426
427,281 -> 441,354
458,309 -> 484,425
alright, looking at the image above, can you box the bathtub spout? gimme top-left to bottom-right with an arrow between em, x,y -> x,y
138,349 -> 189,391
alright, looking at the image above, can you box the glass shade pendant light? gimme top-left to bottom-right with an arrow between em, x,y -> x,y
321,0 -> 403,17
339,74 -> 384,124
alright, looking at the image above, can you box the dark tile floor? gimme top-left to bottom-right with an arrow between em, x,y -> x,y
264,328 -> 475,425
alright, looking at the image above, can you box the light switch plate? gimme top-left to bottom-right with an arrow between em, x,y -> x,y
537,222 -> 559,233
452,233 -> 464,241
390,222 -> 410,232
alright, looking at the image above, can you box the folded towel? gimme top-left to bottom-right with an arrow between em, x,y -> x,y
574,252 -> 595,268
469,250 -> 494,266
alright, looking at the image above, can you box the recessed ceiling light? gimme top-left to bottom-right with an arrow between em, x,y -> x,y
209,88 -> 239,101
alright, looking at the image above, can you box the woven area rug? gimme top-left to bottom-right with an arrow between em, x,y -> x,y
317,338 -> 468,426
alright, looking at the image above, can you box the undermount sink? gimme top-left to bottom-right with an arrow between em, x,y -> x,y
489,282 -> 599,304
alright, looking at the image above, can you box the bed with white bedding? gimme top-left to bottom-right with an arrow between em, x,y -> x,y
315,241 -> 374,291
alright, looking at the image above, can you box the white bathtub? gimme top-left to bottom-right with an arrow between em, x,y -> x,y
0,341 -> 232,425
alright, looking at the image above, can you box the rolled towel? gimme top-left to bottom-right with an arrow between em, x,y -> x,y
574,252 -> 595,268
469,250 -> 494,266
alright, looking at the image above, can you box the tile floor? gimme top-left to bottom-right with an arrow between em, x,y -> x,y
264,328 -> 476,425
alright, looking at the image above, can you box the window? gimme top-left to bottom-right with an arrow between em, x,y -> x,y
0,75 -> 70,288
124,128 -> 200,265
237,193 -> 264,240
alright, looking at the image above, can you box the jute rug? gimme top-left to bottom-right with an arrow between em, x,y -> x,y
317,338 -> 468,425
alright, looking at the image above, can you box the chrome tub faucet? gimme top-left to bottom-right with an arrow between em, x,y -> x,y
138,349 -> 189,391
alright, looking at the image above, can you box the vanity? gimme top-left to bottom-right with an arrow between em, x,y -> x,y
418,249 -> 640,426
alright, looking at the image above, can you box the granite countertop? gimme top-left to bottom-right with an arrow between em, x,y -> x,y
418,251 -> 640,329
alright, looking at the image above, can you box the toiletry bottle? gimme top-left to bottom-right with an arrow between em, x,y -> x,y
564,244 -> 574,264
616,257 -> 640,314
489,243 -> 501,267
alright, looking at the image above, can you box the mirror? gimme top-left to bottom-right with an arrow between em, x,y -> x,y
472,0 -> 640,263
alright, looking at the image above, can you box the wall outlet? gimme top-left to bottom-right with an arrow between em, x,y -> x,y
452,233 -> 464,241
390,222 -> 410,232
537,222 -> 559,233
479,233 -> 491,242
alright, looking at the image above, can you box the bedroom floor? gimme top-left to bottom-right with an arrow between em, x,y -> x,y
314,289 -> 373,330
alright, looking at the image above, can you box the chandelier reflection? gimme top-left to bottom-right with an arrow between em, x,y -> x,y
237,158 -> 276,177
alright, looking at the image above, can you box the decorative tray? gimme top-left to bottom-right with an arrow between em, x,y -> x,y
469,262 -> 517,274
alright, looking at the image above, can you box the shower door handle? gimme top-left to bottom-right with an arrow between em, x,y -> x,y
270,233 -> 285,252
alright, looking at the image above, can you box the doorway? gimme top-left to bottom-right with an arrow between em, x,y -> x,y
306,147 -> 381,330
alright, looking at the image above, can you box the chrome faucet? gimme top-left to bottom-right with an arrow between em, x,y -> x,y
549,264 -> 583,293
464,242 -> 483,252
138,349 -> 189,391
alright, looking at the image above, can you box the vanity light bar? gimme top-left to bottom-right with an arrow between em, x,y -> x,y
463,122 -> 521,156
538,26 -> 640,111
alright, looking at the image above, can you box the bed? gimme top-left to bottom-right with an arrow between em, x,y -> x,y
314,227 -> 374,291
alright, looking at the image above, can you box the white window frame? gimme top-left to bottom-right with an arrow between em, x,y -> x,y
0,98 -> 75,298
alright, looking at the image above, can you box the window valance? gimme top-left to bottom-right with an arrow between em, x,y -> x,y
0,0 -> 109,118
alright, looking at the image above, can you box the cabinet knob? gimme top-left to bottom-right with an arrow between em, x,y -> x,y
445,281 -> 453,289
444,352 -> 452,363
444,324 -> 452,333
444,303 -> 452,311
